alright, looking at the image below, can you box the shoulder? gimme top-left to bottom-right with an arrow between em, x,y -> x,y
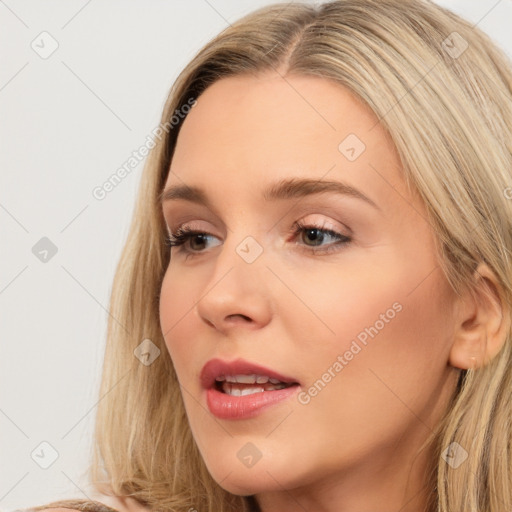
89,496 -> 149,512
20,501 -> 120,512
21,496 -> 149,512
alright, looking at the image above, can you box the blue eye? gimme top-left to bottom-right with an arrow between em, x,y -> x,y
164,221 -> 352,256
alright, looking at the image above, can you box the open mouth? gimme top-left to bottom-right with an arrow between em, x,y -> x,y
214,374 -> 299,396
202,359 -> 301,419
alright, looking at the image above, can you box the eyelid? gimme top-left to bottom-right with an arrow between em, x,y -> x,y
165,219 -> 217,235
165,215 -> 353,257
164,211 -> 349,234
283,209 -> 354,236
292,214 -> 349,232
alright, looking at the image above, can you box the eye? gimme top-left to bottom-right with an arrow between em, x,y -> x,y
290,220 -> 352,255
165,225 -> 220,253
164,220 -> 352,256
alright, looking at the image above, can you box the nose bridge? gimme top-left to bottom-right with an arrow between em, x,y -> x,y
196,230 -> 272,331
213,219 -> 268,278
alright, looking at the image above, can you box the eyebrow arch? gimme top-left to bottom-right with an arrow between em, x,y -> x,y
159,177 -> 380,210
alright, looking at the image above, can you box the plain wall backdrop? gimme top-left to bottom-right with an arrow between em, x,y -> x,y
1,0 -> 511,509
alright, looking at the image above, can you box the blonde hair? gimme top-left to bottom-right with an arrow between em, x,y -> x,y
88,1 -> 512,511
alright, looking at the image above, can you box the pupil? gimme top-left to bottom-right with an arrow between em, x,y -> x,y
305,228 -> 323,246
191,234 -> 206,250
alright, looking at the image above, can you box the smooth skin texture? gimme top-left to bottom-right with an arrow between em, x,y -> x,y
159,71 -> 508,512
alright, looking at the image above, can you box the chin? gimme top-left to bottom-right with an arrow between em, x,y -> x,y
212,466 -> 286,496
199,443 -> 306,496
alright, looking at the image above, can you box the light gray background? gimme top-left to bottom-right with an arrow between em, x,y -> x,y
1,0 -> 511,509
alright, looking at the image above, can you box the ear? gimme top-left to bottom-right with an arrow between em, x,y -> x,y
449,262 -> 511,370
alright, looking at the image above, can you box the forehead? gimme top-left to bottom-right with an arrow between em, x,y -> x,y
165,72 -> 413,213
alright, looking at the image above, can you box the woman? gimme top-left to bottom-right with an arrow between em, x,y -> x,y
25,0 -> 512,511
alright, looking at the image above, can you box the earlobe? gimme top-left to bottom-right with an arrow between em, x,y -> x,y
448,262 -> 510,370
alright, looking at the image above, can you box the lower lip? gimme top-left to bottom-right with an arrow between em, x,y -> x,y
206,385 -> 300,419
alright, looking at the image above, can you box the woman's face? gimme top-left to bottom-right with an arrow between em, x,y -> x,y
159,72 -> 461,505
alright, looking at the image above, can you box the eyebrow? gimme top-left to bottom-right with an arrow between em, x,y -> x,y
159,177 -> 380,210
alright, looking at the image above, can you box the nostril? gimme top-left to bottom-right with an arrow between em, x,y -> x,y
227,314 -> 251,322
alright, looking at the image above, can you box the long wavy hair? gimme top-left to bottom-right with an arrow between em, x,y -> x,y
84,1 -> 512,511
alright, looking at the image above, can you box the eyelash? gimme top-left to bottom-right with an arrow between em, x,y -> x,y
164,220 -> 352,256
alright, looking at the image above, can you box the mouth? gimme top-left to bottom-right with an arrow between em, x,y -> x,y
214,374 -> 299,396
201,357 -> 300,391
200,358 -> 301,419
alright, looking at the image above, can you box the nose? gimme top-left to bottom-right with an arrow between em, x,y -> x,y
196,237 -> 273,335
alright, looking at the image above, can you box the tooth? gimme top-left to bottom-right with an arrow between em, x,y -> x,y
269,378 -> 282,384
221,381 -> 290,395
225,375 -> 237,383
221,382 -> 235,394
215,375 -> 226,382
256,375 -> 269,384
240,386 -> 265,396
235,374 -> 258,384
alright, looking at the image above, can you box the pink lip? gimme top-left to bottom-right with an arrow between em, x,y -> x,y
200,358 -> 298,389
200,358 -> 300,420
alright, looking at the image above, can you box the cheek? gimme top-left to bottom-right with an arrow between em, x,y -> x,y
287,265 -> 455,457
159,265 -> 200,378
293,251 -> 454,395
283,256 -> 408,352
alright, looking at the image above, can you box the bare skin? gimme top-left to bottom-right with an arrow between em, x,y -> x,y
158,71 -> 508,512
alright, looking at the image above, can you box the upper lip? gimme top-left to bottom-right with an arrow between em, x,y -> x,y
200,358 -> 300,389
